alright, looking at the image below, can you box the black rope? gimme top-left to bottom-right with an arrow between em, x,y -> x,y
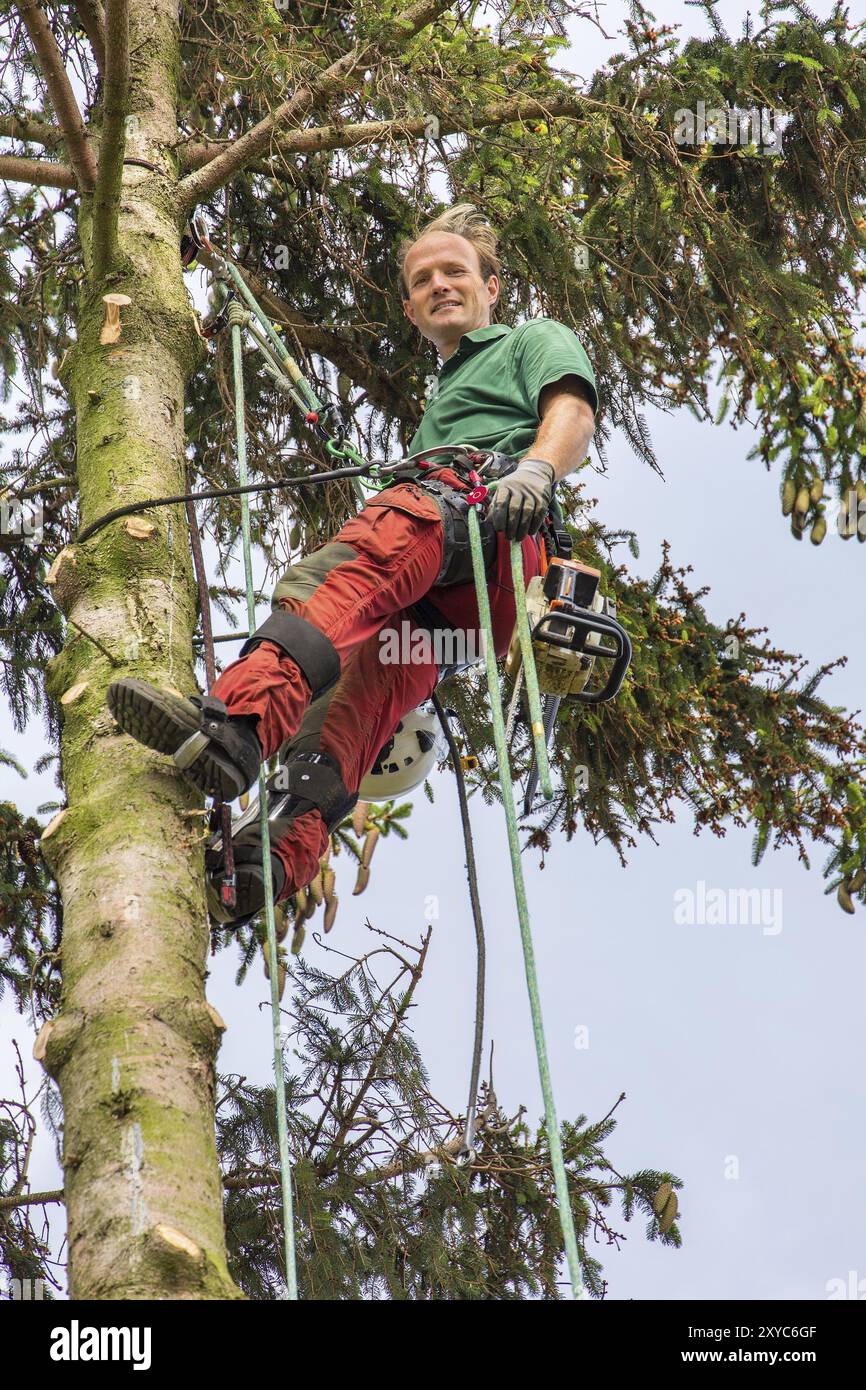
73,456 -> 404,546
431,689 -> 486,1163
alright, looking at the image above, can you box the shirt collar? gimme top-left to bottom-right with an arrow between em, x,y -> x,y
439,324 -> 511,376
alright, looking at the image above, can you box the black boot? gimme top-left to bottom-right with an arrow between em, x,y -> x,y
205,751 -> 357,926
205,835 -> 287,927
106,678 -> 262,800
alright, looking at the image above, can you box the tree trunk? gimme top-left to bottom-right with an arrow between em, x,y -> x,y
36,0 -> 243,1299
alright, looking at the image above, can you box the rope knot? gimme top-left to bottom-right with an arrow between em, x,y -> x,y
226,300 -> 249,329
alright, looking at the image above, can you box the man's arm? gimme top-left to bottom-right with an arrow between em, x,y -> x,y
526,375 -> 596,484
488,373 -> 597,541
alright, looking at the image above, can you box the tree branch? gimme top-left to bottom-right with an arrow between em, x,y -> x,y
0,1187 -> 64,1212
222,1139 -> 464,1194
0,153 -> 77,187
176,0 -> 453,213
0,111 -> 63,148
179,94 -> 589,176
316,932 -> 431,1176
15,0 -> 97,190
90,0 -> 128,280
73,0 -> 106,73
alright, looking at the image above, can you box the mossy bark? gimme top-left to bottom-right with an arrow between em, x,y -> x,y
37,0 -> 244,1299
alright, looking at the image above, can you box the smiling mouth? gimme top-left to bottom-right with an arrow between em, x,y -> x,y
431,302 -> 461,314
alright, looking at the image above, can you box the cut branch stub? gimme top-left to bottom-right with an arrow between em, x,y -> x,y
32,1011 -> 86,1077
45,545 -> 82,614
60,680 -> 90,706
100,293 -> 132,345
122,517 -> 157,541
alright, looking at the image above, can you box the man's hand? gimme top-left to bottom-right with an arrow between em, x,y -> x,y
488,457 -> 556,541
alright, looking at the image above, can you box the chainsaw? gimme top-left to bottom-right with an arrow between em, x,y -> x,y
504,557 -> 632,813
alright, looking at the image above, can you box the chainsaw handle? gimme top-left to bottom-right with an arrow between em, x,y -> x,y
531,608 -> 632,704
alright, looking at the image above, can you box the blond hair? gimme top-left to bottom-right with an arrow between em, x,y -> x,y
396,203 -> 502,306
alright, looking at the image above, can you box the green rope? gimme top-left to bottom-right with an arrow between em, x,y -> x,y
222,260 -> 321,411
229,301 -> 299,1300
467,506 -> 585,1299
221,257 -> 369,505
509,542 -> 553,800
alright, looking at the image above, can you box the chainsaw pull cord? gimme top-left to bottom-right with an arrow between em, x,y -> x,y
227,295 -> 299,1300
466,503 -> 585,1299
430,690 -> 485,1167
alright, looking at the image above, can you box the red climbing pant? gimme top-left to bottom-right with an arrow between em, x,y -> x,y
210,472 -> 541,901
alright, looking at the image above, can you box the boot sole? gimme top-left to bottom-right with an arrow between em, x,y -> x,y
107,678 -> 248,801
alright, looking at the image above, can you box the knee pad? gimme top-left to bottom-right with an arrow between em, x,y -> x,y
210,750 -> 356,851
239,608 -> 341,701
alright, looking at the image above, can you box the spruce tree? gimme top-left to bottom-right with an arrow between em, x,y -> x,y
1,0 -> 865,1297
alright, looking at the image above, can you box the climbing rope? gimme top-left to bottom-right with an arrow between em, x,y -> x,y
430,690 -> 485,1165
75,459 -> 389,546
466,503 -> 585,1300
227,297 -> 299,1299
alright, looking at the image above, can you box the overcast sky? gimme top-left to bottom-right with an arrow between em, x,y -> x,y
2,0 -> 865,1301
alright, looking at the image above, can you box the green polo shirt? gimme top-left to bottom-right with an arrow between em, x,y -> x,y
407,318 -> 598,460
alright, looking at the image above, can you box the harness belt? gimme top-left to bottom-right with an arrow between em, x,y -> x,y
398,461 -> 571,681
419,476 -> 499,587
398,452 -> 571,569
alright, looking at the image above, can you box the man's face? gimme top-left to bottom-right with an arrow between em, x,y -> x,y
401,231 -> 499,358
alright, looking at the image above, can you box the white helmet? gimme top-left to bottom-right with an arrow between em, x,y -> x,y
359,703 -> 451,799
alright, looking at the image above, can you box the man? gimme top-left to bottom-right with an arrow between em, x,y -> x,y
107,203 -> 597,924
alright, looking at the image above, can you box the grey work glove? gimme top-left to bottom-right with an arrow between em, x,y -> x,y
488,457 -> 556,542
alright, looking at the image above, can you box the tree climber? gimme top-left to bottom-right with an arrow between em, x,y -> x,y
106,203 -> 598,925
